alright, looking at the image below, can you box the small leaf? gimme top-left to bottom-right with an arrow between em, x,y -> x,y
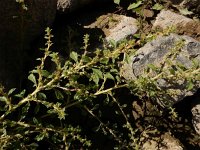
8,88 -> 16,96
15,90 -> 26,98
169,68 -> 175,75
100,57 -> 109,65
91,74 -> 99,85
147,64 -> 158,72
105,73 -> 115,80
29,143 -> 39,148
37,92 -> 47,100
34,104 -> 40,114
41,70 -> 51,78
28,74 -> 37,86
20,102 -> 30,120
54,90 -> 64,100
152,3 -> 163,10
186,80 -> 194,90
82,55 -> 92,63
127,1 -> 143,10
114,0 -> 120,5
179,8 -> 193,15
91,104 -> 100,111
35,133 -> 45,141
70,51 -> 78,62
110,69 -> 118,73
33,117 -> 39,125
109,39 -> 117,48
92,68 -> 103,79
0,96 -> 7,102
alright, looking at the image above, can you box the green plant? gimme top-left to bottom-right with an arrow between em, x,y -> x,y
1,1 -> 199,148
0,27 -> 135,149
0,25 -> 199,149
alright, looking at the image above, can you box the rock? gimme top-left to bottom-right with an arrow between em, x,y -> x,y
192,104 -> 200,135
168,0 -> 200,15
57,0 -> 92,12
0,0 -> 57,88
153,10 -> 200,41
191,95 -> 200,136
84,13 -> 138,43
153,10 -> 192,29
185,0 -> 200,15
142,132 -> 184,150
121,34 -> 200,107
57,0 -> 111,13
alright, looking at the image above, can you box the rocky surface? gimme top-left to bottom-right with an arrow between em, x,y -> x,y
84,13 -> 138,43
153,10 -> 200,41
57,0 -> 92,12
191,96 -> 200,136
169,0 -> 200,15
142,132 -> 184,150
57,0 -> 111,13
121,34 -> 200,106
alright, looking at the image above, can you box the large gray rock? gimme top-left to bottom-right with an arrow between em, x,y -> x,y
121,34 -> 200,107
0,0 -> 57,88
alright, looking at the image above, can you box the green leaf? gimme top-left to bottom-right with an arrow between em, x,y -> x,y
152,3 -> 163,10
91,104 -> 100,111
147,64 -> 158,72
70,51 -> 78,62
110,69 -> 118,73
91,74 -> 99,85
127,1 -> 143,10
100,57 -> 109,65
186,80 -> 194,90
92,68 -> 103,79
33,117 -> 39,125
109,39 -> 117,48
8,88 -> 16,96
29,143 -> 39,148
34,103 -> 40,114
82,55 -> 92,63
114,0 -> 120,5
0,96 -> 7,102
41,70 -> 51,78
37,92 -> 47,100
105,73 -> 115,80
124,53 -> 132,64
179,8 -> 193,15
169,68 -> 175,75
35,133 -> 45,141
54,90 -> 64,100
28,74 -> 37,86
15,90 -> 26,98
20,102 -> 30,120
